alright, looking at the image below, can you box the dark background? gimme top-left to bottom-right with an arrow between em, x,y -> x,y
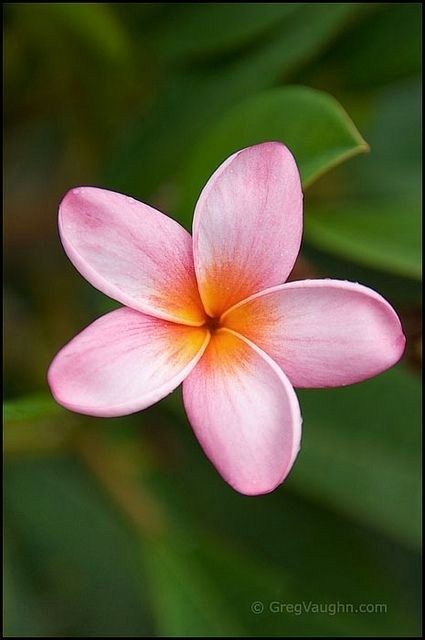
4,3 -> 421,637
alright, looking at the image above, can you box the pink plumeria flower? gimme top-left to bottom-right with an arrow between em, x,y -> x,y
48,142 -> 405,495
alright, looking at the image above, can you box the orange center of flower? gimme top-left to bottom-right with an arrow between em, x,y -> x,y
205,315 -> 221,333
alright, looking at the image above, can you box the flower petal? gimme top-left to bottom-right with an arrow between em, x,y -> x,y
48,307 -> 210,417
182,328 -> 302,495
192,142 -> 303,317
222,280 -> 406,388
59,187 -> 206,325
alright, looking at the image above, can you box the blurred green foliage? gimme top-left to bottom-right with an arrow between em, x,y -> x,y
4,3 -> 421,637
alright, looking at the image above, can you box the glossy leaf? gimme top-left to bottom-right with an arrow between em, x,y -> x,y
42,4 -> 130,61
4,457 -> 153,637
144,399 -> 421,635
304,200 -> 421,279
294,366 -> 421,549
302,244 -> 422,306
4,393 -> 62,423
331,4 -> 421,88
158,364 -> 421,550
155,4 -> 301,60
178,86 -> 368,223
104,3 -> 366,199
305,79 -> 421,279
143,538 -> 242,636
3,536 -> 53,637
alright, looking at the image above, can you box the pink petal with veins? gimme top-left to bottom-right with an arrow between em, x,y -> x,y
59,187 -> 206,325
183,328 -> 302,495
193,142 -> 303,317
48,307 -> 209,417
223,279 -> 405,388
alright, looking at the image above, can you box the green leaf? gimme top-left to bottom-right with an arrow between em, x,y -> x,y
142,527 -> 353,637
4,457 -> 153,637
3,536 -> 54,636
4,412 -> 421,637
302,244 -> 422,306
104,3 -> 367,199
304,199 -> 421,279
145,402 -> 421,636
43,4 -> 130,62
330,4 -> 421,88
178,86 -> 368,224
305,79 -> 421,280
158,365 -> 421,552
358,79 -> 421,199
4,393 -> 62,423
155,4 -> 301,60
293,366 -> 421,549
143,537 -> 242,636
